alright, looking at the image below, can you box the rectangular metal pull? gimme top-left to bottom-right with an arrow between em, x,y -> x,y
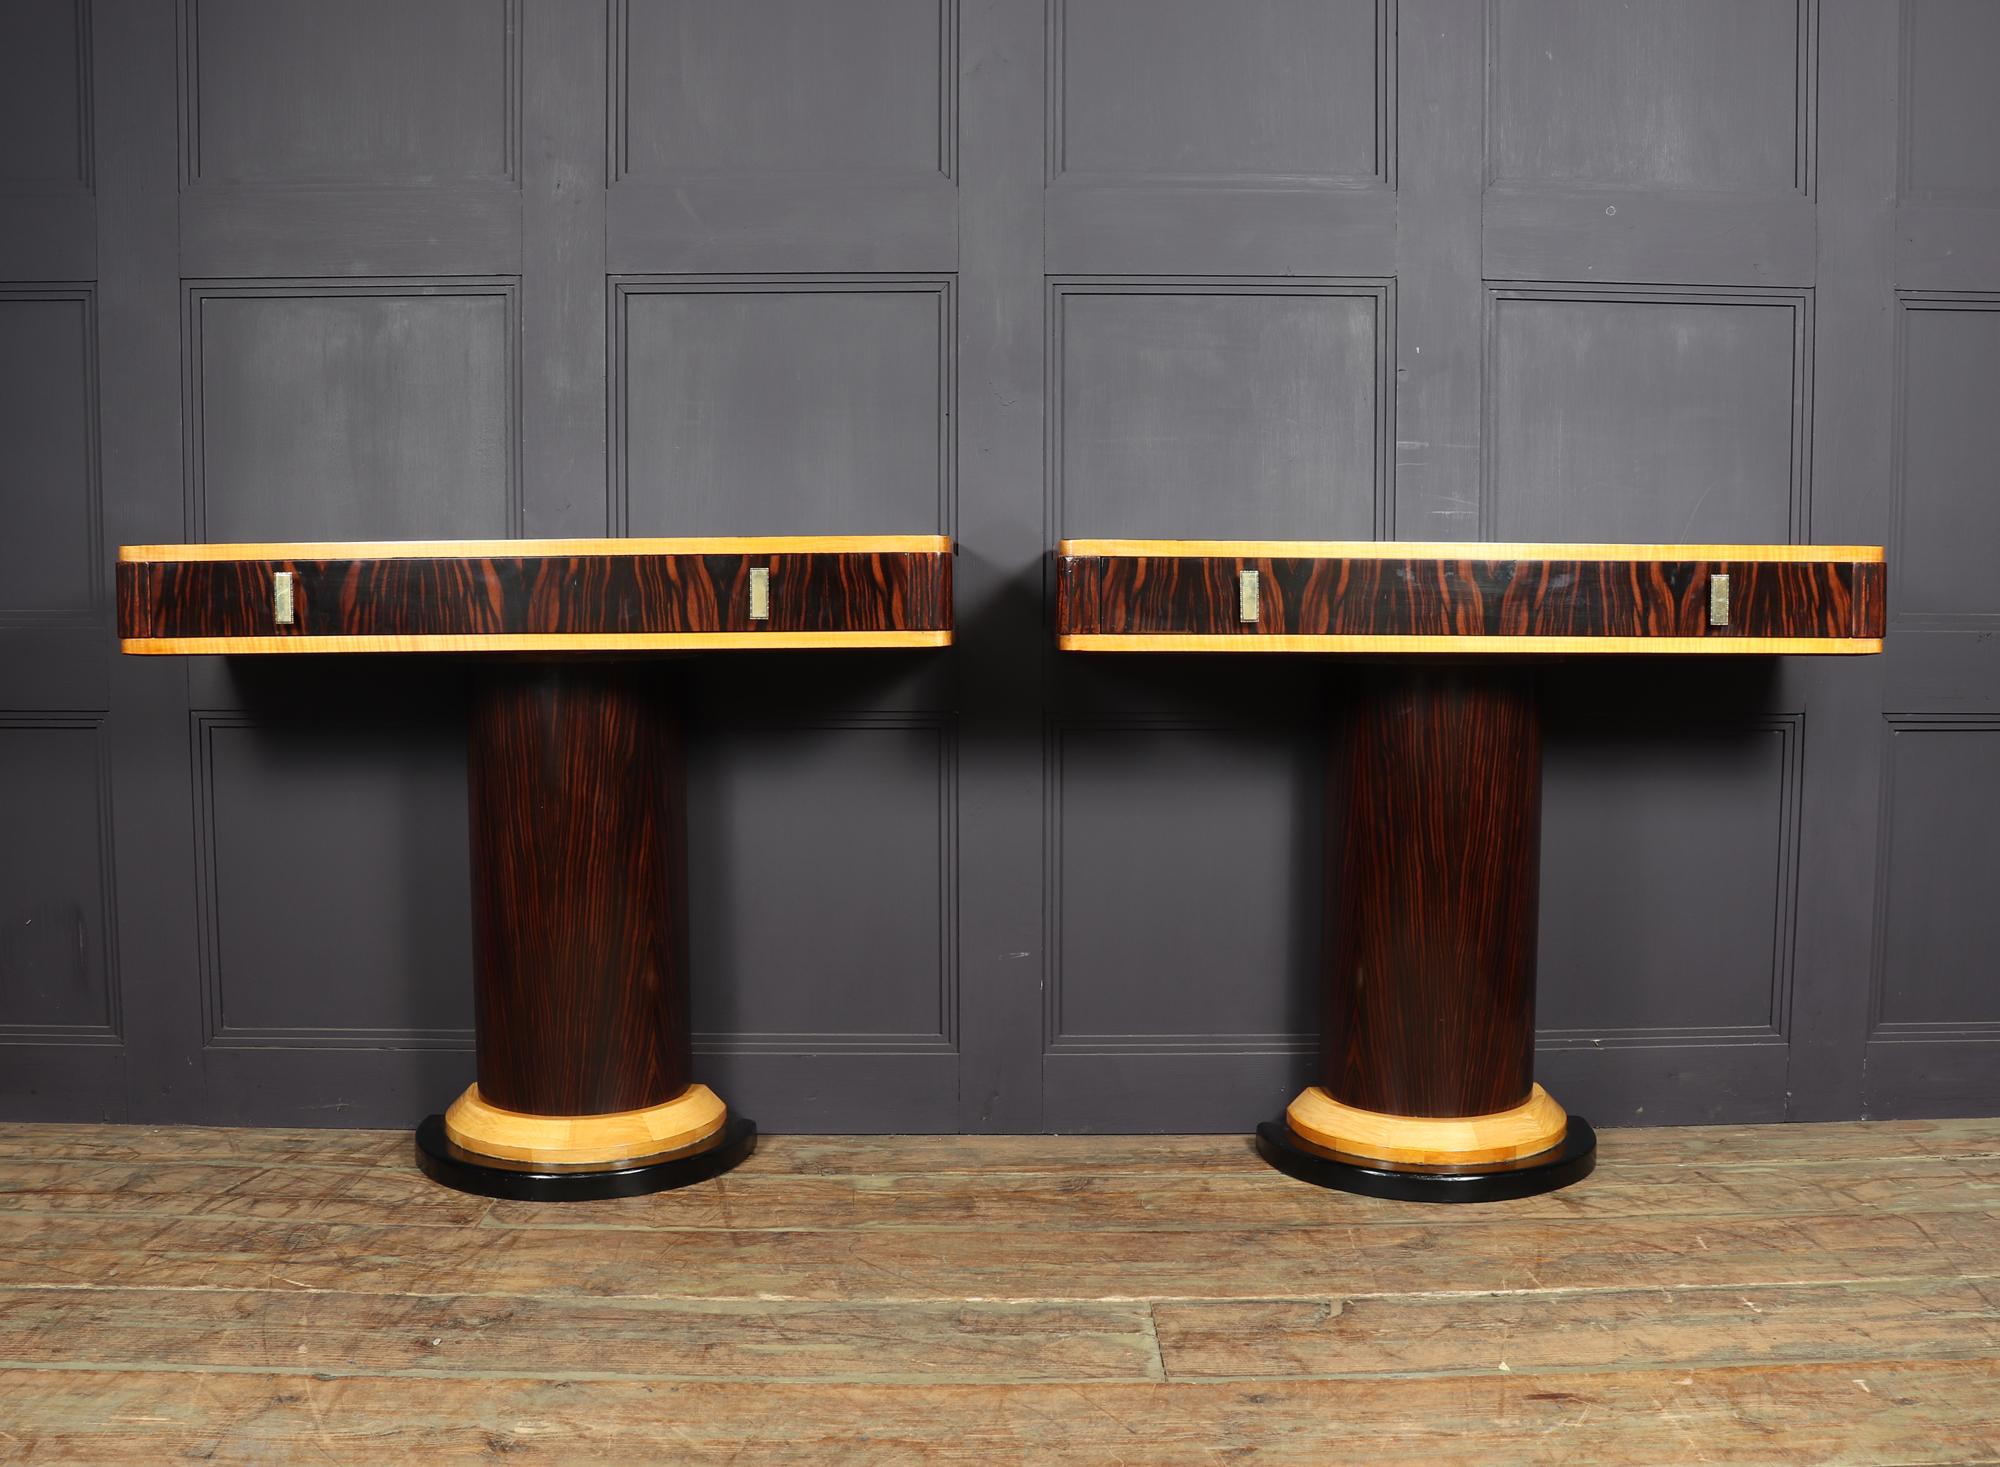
272,571 -> 295,626
748,566 -> 771,622
1708,571 -> 1730,628
1238,569 -> 1261,624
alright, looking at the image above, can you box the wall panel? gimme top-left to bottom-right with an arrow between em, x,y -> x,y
180,0 -> 516,187
0,719 -> 118,1042
1863,718 -> 2000,1114
1047,722 -> 1318,1049
1051,280 -> 1389,540
614,0 -> 949,180
1901,0 -> 2000,202
1052,0 -> 1386,185
184,280 -> 518,541
1486,287 -> 1810,541
190,708 -> 473,1050
613,278 -> 952,536
1872,720 -> 2000,1032
0,290 -> 97,621
0,0 -> 92,190
1489,0 -> 1811,193
1539,718 -> 1801,1040
688,717 -> 955,1052
1893,297 -> 2000,625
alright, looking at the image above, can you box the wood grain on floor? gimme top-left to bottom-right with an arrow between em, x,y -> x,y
0,1119 -> 1996,1464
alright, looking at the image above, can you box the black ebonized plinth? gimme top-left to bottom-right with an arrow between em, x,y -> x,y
1256,1117 -> 1597,1203
415,1115 -> 758,1202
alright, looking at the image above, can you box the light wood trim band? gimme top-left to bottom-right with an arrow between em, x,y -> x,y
1057,539 -> 1883,563
122,630 -> 952,655
120,535 -> 953,563
444,1083 -> 728,1166
1059,633 -> 1883,656
1286,1084 -> 1569,1166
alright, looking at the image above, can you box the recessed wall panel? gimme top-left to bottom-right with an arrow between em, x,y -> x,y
1054,0 -> 1383,183
615,0 -> 947,179
1896,299 -> 2000,620
1875,722 -> 2000,1030
182,0 -> 514,185
1488,289 -> 1806,541
196,712 -> 472,1045
1055,282 -> 1385,539
617,280 -> 949,536
1051,725 -> 1318,1046
687,721 -> 952,1047
1490,0 -> 1808,192
0,291 -> 95,615
1903,0 -> 2000,199
1539,720 -> 1798,1037
0,721 -> 114,1036
0,0 -> 89,188
188,283 -> 516,542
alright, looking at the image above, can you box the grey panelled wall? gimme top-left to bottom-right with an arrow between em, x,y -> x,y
0,0 -> 1993,1131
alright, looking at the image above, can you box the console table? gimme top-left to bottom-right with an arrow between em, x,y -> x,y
1056,539 -> 1885,1201
118,536 -> 953,1200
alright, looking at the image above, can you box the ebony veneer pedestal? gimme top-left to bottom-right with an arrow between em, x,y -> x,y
118,536 -> 953,1200
1057,539 -> 1886,1203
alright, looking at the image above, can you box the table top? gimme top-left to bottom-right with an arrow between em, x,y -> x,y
116,536 -> 953,654
1055,540 -> 1885,655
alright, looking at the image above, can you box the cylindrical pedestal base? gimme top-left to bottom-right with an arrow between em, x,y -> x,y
1264,664 -> 1593,1200
418,662 -> 751,1199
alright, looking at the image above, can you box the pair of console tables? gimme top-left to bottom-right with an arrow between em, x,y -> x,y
118,536 -> 1884,1203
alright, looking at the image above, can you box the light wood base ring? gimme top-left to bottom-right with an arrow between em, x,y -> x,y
1285,1083 -> 1568,1165
443,1083 -> 728,1166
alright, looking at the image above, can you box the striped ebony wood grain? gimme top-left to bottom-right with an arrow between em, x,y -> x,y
1057,550 -> 1884,645
470,665 -> 691,1117
118,546 -> 950,644
1324,667 -> 1543,1118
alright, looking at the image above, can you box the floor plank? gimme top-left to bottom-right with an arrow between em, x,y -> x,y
3,1207 -> 1994,1302
1152,1277 -> 2000,1379
1,1360 -> 1993,1464
0,1288 -> 1161,1384
0,1159 -> 493,1227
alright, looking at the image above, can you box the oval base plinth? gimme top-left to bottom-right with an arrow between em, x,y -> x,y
416,1114 -> 756,1201
1256,1116 -> 1596,1203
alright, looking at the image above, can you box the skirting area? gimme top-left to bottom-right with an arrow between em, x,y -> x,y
2,1121 -> 1996,1464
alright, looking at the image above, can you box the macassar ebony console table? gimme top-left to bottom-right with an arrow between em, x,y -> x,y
1057,539 -> 1885,1202
118,536 -> 953,1200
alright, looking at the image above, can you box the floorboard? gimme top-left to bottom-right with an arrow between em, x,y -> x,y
0,1119 -> 1995,1463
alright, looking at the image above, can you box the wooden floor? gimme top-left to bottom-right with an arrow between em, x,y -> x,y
1,1121 -> 1996,1464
